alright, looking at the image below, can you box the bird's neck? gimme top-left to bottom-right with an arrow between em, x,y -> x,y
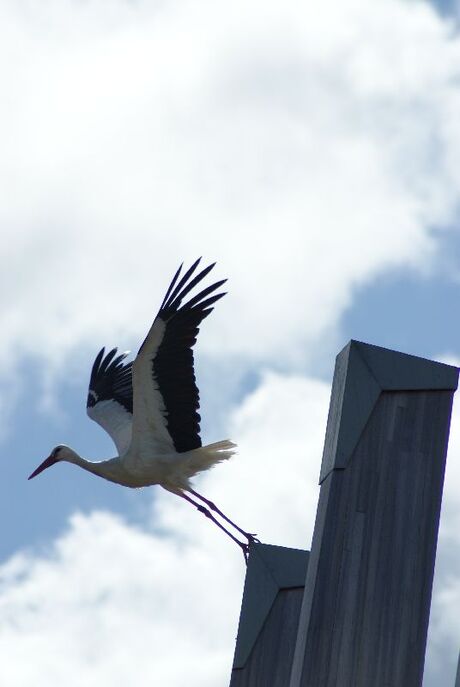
65,451 -> 125,484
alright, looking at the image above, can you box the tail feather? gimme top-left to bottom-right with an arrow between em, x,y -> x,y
185,439 -> 237,478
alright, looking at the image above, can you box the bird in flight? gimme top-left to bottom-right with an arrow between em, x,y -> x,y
29,258 -> 257,561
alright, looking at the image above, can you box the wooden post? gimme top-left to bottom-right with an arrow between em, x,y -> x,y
289,340 -> 458,687
230,543 -> 309,687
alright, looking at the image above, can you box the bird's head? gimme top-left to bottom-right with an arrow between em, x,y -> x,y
28,445 -> 77,480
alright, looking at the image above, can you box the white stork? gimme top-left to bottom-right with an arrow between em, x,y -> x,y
28,259 -> 257,560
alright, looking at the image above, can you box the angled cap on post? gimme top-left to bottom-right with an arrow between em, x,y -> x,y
232,543 -> 309,669
319,340 -> 459,483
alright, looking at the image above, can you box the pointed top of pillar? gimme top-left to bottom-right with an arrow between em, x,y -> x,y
232,543 -> 309,669
319,340 -> 459,483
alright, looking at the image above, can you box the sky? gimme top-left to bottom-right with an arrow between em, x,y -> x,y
0,0 -> 459,685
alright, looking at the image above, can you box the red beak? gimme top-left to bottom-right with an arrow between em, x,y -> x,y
28,454 -> 59,480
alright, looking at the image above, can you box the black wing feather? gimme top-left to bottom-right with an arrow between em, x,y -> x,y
87,347 -> 133,414
159,262 -> 184,310
151,260 -> 226,453
164,258 -> 202,308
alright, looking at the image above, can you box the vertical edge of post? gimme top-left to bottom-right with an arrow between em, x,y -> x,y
289,341 -> 458,687
455,650 -> 460,687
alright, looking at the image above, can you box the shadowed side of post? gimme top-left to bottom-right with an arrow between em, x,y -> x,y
230,543 -> 309,687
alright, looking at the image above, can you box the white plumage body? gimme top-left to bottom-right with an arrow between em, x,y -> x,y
61,440 -> 236,491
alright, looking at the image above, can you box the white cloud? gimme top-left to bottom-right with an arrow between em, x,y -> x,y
0,512 -> 241,687
424,391 -> 460,685
0,0 -> 459,375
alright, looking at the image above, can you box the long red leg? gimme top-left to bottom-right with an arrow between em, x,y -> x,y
187,488 -> 258,544
179,492 -> 249,563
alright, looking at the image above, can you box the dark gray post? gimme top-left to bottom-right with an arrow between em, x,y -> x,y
289,340 -> 458,687
455,651 -> 460,687
230,543 -> 309,687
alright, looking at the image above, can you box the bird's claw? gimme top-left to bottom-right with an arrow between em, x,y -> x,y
241,542 -> 250,564
239,535 -> 261,565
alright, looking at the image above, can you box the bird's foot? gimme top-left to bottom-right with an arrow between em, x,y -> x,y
240,542 -> 250,565
239,535 -> 261,564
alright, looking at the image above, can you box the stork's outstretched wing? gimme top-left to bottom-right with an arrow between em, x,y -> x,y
131,258 -> 226,456
86,347 -> 133,456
